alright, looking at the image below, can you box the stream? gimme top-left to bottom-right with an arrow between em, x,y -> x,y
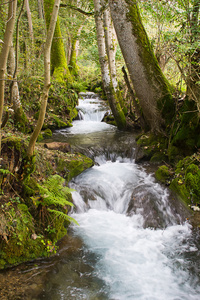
1,92 -> 200,299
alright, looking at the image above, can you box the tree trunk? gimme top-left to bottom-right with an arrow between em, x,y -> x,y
108,0 -> 174,132
25,0 -> 34,45
38,0 -> 44,19
69,39 -> 79,77
94,0 -> 126,130
69,24 -> 82,76
0,0 -> 17,155
27,0 -> 61,157
43,0 -> 72,83
8,44 -> 28,131
186,0 -> 200,107
101,1 -> 118,90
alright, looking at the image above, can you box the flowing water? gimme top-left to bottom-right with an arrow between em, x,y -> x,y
1,93 -> 200,300
37,93 -> 200,300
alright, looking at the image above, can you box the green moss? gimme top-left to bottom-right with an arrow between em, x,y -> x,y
170,178 -> 190,205
150,152 -> 166,163
0,204 -> 48,269
155,165 -> 171,183
185,164 -> 200,204
43,0 -> 72,83
14,107 -> 29,133
37,133 -> 43,142
171,99 -> 200,154
43,128 -> 52,139
126,0 -> 174,124
56,154 -> 94,182
49,113 -> 68,128
167,145 -> 180,162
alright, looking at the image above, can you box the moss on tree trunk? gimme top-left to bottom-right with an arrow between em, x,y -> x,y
43,0 -> 72,83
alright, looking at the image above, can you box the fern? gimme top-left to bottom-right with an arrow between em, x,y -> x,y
0,169 -> 14,177
48,208 -> 79,225
37,174 -> 75,208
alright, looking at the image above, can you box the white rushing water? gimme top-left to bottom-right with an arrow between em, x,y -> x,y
69,155 -> 200,300
47,94 -> 200,300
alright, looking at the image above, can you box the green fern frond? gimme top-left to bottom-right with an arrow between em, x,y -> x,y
48,208 -> 79,225
0,169 -> 14,177
36,174 -> 75,209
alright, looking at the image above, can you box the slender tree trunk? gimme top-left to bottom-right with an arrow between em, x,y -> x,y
27,0 -> 61,157
25,0 -> 34,45
108,0 -> 174,132
101,1 -> 118,90
38,0 -> 44,19
43,0 -> 72,83
94,0 -> 126,130
0,0 -> 17,155
122,66 -> 146,129
69,38 -> 79,77
7,44 -> 28,130
69,24 -> 82,76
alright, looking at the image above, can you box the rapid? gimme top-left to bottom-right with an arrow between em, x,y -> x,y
39,93 -> 200,300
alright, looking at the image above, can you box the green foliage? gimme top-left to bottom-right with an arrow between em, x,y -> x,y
155,165 -> 172,184
48,208 -> 78,226
43,128 -> 52,139
171,99 -> 200,153
185,164 -> 200,203
35,174 -> 74,208
140,0 -> 200,94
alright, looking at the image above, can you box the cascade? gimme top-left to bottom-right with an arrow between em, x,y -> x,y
40,93 -> 200,300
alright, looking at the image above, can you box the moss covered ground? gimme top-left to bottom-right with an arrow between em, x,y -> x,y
0,135 -> 93,269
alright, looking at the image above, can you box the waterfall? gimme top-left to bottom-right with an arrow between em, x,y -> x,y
40,93 -> 200,300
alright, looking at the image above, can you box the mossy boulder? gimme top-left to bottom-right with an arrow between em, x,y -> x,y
169,178 -> 190,206
135,133 -> 168,162
55,154 -> 94,182
155,165 -> 172,184
0,203 -> 48,269
185,164 -> 200,204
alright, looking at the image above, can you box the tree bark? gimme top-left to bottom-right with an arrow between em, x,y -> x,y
186,0 -> 200,107
101,1 -> 118,90
94,0 -> 126,130
25,0 -> 34,45
27,0 -> 61,157
108,0 -> 174,132
0,0 -> 17,155
38,0 -> 44,19
43,0 -> 72,83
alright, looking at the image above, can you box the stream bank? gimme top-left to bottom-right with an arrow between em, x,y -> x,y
1,92 -> 200,299
0,135 -> 93,270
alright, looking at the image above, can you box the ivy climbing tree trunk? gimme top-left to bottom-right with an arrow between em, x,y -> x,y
27,0 -> 61,157
43,0 -> 72,83
108,0 -> 174,133
0,0 -> 17,155
93,0 -> 126,130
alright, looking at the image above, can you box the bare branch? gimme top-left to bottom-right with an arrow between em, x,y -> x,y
60,3 -> 94,16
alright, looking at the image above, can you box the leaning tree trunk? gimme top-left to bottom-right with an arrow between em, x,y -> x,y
108,0 -> 174,133
27,0 -> 61,157
94,0 -> 126,130
43,0 -> 72,83
0,0 -> 17,154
